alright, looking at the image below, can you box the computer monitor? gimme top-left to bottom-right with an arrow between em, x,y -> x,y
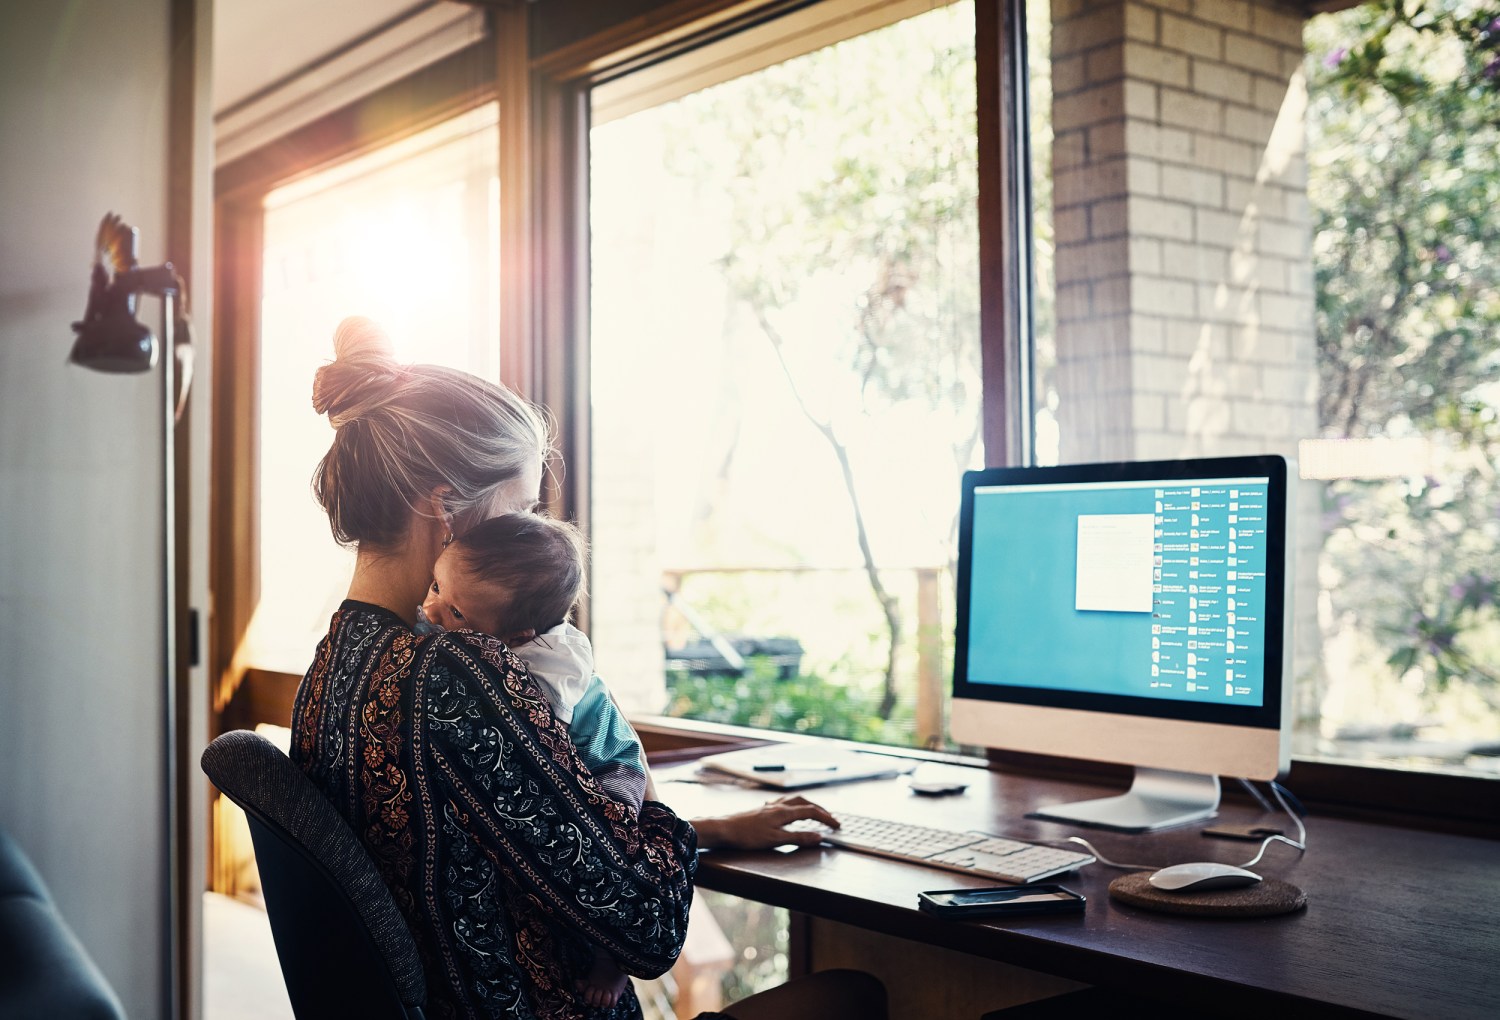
951,455 -> 1292,832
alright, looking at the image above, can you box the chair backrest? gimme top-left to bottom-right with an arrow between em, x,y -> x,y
201,730 -> 426,1020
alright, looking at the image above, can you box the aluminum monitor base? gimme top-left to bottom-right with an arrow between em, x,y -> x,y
1028,768 -> 1221,833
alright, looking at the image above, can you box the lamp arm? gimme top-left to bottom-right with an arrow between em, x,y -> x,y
118,264 -> 183,299
118,264 -> 195,420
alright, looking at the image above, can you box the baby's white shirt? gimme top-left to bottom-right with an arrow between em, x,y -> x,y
513,621 -> 595,725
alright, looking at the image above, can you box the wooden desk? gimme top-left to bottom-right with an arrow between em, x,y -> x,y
659,760 -> 1500,1019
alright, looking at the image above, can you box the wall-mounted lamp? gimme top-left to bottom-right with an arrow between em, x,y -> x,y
70,212 -> 193,1016
71,212 -> 194,412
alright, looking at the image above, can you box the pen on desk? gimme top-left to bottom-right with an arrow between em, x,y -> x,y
752,763 -> 841,772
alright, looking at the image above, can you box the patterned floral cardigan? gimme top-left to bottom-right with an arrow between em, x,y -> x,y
292,601 -> 699,1020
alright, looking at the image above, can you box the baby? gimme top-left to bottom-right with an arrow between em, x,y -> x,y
419,511 -> 646,1009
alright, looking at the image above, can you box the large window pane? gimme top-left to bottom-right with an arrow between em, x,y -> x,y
1301,1 -> 1500,774
590,3 -> 980,750
1029,0 -> 1499,778
249,105 -> 500,673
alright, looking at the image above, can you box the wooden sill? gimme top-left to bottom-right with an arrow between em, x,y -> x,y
982,747 -> 1499,838
213,678 -> 1499,841
637,718 -> 773,766
635,716 -> 1500,840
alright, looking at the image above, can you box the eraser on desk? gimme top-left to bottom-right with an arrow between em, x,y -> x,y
909,780 -> 968,796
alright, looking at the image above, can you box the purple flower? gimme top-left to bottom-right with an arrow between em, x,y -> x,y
1435,243 -> 1453,263
1323,47 -> 1349,70
1459,574 -> 1497,608
1485,56 -> 1500,80
1489,17 -> 1500,33
1449,574 -> 1497,609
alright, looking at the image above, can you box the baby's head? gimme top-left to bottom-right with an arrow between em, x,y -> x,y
420,511 -> 586,643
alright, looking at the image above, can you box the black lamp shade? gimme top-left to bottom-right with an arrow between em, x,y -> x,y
70,258 -> 159,374
69,312 -> 158,373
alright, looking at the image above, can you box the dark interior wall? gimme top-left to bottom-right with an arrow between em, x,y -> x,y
0,1 -> 176,1015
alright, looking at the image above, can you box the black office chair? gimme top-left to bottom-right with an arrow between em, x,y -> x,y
201,730 -> 427,1020
0,828 -> 124,1019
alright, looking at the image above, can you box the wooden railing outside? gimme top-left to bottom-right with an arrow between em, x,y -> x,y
662,565 -> 949,748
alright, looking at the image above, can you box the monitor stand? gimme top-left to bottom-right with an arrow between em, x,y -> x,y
1028,768 -> 1220,833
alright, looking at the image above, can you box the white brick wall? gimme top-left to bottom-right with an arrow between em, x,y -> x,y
1050,0 -> 1312,464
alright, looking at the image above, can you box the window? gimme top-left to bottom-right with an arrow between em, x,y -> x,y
1300,0 -> 1500,776
581,0 -> 1498,783
210,0 -> 1496,813
244,105 -> 500,673
589,1 -> 980,749
1027,0 -> 1498,779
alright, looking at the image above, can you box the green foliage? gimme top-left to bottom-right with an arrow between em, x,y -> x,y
697,892 -> 789,1006
651,2 -> 983,491
663,659 -> 918,745
646,6 -> 981,722
1321,476 -> 1500,714
1310,0 -> 1500,438
1308,0 -> 1500,720
664,10 -> 981,419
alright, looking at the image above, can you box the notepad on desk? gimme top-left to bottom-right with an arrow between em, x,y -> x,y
697,745 -> 914,790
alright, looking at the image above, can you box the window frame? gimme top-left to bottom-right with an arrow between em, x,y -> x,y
208,0 -> 1497,841
209,39 -> 501,714
544,0 -> 1498,835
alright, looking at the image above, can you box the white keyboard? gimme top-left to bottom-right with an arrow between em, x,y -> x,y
790,812 -> 1095,883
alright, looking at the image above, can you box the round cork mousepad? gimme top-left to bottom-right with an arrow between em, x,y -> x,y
1109,872 -> 1307,917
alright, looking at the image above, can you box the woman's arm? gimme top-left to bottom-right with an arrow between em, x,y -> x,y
692,796 -> 841,849
419,632 -> 696,978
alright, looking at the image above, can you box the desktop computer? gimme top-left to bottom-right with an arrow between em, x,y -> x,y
950,455 -> 1293,832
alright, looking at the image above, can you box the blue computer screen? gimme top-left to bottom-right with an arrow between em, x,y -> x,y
964,476 -> 1270,707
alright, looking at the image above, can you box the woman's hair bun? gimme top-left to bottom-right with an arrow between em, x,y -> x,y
312,316 -> 404,427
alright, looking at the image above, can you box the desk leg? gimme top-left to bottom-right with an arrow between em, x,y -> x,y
793,914 -> 1085,1018
787,911 -> 812,981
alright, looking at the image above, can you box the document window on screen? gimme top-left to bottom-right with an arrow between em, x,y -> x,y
1074,513 -> 1155,613
965,477 -> 1272,708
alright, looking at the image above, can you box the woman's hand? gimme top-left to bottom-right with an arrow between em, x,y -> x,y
692,796 -> 841,850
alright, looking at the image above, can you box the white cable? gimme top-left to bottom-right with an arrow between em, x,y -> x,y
1061,838 -> 1157,871
1236,776 -> 1275,813
1063,780 -> 1307,872
1240,781 -> 1306,868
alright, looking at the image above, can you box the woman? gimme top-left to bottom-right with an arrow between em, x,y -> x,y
290,318 -> 885,1020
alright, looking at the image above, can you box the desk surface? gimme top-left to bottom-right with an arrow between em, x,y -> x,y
660,759 -> 1499,1020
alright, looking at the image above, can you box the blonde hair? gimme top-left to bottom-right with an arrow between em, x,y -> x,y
311,317 -> 551,549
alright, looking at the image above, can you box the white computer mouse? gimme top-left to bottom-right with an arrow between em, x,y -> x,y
1147,862 -> 1263,893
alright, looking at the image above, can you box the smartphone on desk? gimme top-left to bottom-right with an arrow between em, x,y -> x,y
917,884 -> 1086,919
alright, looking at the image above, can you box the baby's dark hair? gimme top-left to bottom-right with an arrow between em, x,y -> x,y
450,512 -> 586,634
